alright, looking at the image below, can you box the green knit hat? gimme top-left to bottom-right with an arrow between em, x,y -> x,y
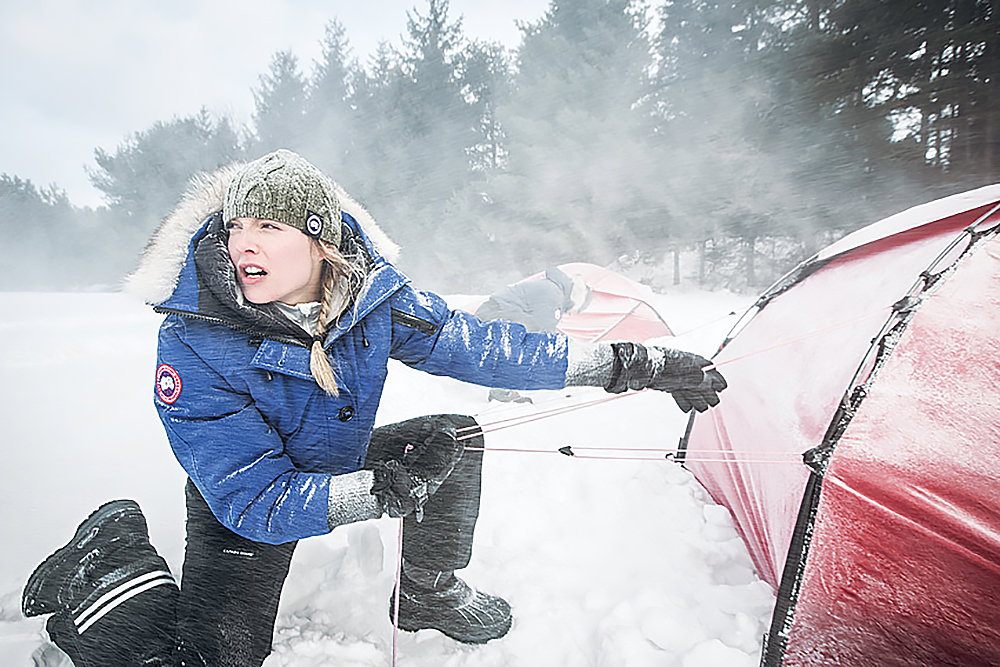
223,149 -> 341,246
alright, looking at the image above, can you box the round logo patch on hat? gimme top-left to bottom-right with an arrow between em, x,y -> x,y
156,364 -> 182,404
305,212 -> 324,238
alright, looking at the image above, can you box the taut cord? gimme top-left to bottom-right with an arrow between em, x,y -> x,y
457,304 -> 893,441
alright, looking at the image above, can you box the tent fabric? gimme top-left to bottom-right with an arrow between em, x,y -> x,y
680,185 -> 1000,666
785,236 -> 1000,667
451,263 -> 673,343
813,185 -> 1000,263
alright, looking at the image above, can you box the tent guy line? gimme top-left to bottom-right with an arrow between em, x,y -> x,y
461,445 -> 803,465
670,310 -> 739,337
391,518 -> 404,666
462,391 -> 636,438
701,304 -> 894,372
456,302 -> 899,443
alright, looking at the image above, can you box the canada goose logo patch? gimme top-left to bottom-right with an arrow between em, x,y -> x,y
156,364 -> 182,404
305,212 -> 324,238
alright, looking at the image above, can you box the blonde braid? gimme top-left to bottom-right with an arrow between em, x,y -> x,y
309,241 -> 361,395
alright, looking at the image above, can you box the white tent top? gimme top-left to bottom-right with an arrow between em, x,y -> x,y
816,183 -> 1000,263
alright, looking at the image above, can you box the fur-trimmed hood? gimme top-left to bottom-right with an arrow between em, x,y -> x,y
124,163 -> 400,306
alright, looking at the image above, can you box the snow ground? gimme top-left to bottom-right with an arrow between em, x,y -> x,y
0,288 -> 773,666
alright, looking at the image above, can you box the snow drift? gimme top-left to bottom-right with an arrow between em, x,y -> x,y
0,288 -> 771,666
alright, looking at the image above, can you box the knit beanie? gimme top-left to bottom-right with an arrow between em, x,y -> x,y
223,149 -> 341,246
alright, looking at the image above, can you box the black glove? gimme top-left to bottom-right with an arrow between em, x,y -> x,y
671,371 -> 728,413
604,342 -> 727,413
368,416 -> 467,521
370,460 -> 419,519
398,416 -> 465,492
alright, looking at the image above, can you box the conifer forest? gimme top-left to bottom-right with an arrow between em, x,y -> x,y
2,0 -> 997,293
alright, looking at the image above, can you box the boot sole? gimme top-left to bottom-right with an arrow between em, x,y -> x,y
392,592 -> 513,645
22,499 -> 144,617
396,612 -> 512,645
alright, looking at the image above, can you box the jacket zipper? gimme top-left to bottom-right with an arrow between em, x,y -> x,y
153,306 -> 311,349
153,267 -> 410,350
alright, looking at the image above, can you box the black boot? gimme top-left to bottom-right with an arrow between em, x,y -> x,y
23,499 -> 155,617
22,499 -> 179,666
391,570 -> 512,644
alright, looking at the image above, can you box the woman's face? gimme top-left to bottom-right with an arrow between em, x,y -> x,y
226,218 -> 325,305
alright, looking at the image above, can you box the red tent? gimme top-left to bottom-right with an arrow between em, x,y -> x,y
680,185 -> 1000,666
452,263 -> 673,343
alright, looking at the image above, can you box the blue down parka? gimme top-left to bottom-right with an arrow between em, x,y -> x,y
127,167 -> 568,545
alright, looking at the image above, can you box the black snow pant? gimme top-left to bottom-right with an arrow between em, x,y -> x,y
44,414 -> 484,667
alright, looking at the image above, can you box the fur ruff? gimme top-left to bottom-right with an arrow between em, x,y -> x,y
124,163 -> 400,305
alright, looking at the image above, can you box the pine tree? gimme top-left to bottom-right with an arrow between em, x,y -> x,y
397,0 -> 478,203
350,0 -> 484,284
814,0 -> 998,187
90,111 -> 242,226
252,50 -> 308,153
461,40 -> 513,173
652,0 -> 865,288
487,0 -> 656,276
305,20 -> 360,181
347,42 -> 417,231
0,175 -> 137,289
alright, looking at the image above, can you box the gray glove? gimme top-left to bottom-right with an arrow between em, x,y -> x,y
605,342 -> 727,413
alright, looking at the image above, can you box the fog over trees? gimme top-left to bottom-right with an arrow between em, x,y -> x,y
2,0 -> 997,292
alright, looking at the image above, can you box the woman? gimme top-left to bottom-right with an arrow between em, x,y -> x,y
21,149 -> 727,666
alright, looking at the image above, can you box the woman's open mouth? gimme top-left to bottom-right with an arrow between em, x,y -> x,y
240,264 -> 268,283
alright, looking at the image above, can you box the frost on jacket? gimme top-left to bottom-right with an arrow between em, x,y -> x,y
126,165 -> 569,544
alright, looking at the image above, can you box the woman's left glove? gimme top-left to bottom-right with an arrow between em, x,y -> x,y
369,416 -> 466,521
399,417 -> 465,493
604,342 -> 727,413
370,460 -> 421,519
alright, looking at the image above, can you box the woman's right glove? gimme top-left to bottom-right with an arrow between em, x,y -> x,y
605,342 -> 727,413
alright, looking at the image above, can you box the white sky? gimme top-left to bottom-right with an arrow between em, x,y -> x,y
0,0 -> 549,208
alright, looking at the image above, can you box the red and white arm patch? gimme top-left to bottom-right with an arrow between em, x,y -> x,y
155,363 -> 183,404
